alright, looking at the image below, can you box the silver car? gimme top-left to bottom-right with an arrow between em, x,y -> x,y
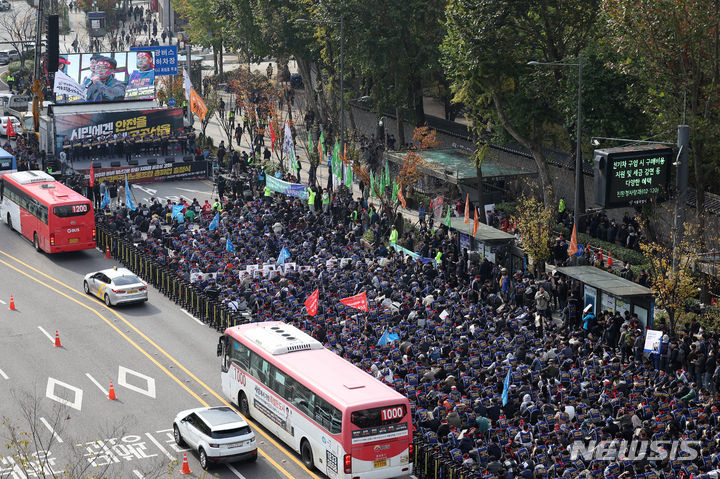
173,406 -> 257,470
83,267 -> 148,306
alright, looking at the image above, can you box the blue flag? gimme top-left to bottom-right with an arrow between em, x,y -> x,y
226,237 -> 235,253
502,368 -> 511,406
100,188 -> 110,209
172,205 -> 185,223
277,247 -> 291,264
124,174 -> 136,211
377,330 -> 400,346
208,212 -> 219,231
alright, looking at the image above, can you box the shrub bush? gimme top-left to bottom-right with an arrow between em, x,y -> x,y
554,224 -> 647,265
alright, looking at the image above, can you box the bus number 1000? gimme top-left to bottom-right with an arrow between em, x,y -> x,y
381,407 -> 403,421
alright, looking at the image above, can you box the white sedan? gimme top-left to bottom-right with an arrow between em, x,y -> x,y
83,266 -> 148,306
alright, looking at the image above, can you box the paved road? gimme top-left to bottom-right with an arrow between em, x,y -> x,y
0,222 -> 319,478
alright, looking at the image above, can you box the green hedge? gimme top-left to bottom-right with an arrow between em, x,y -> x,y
554,224 -> 647,265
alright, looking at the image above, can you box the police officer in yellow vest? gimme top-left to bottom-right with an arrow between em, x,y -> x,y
263,184 -> 272,204
321,190 -> 330,214
434,250 -> 442,264
389,225 -> 398,244
307,186 -> 316,214
6,73 -> 14,93
212,198 -> 223,212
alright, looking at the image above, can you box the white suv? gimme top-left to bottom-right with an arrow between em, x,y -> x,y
173,406 -> 257,470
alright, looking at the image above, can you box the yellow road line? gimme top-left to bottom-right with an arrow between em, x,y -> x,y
0,250 -> 320,479
0,257 -> 208,406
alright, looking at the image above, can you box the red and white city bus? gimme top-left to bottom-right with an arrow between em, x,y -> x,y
218,321 -> 413,479
0,170 -> 96,253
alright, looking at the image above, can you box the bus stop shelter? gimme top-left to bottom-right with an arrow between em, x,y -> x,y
385,147 -> 536,204
554,266 -> 655,328
447,217 -> 525,273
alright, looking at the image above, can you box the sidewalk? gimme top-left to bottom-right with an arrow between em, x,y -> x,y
201,87 -> 422,227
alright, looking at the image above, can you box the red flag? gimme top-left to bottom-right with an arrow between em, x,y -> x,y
472,207 -> 479,237
89,162 -> 95,187
339,291 -> 368,312
464,194 -> 470,224
304,288 -> 319,316
6,119 -> 15,138
567,224 -> 578,256
269,120 -> 276,152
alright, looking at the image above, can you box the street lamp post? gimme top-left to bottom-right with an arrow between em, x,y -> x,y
528,54 -> 584,235
296,16 -> 345,152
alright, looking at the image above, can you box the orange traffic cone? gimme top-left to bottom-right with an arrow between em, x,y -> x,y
54,330 -> 62,347
108,381 -> 117,400
607,251 -> 613,267
8,295 -> 15,311
105,246 -> 111,259
180,452 -> 192,474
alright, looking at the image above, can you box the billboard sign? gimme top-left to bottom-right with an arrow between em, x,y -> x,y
593,145 -> 673,208
55,50 -> 161,104
54,108 -> 184,154
130,46 -> 177,76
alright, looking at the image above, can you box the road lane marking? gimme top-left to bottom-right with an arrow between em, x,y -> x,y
182,309 -> 205,326
133,470 -> 144,479
144,432 -> 174,461
46,377 -> 83,411
227,464 -> 248,478
39,417 -> 64,443
0,252 -> 318,479
37,326 -> 55,343
85,373 -> 109,395
0,298 -> 5,304
0,367 -> 8,379
0,256 -> 208,407
117,366 -> 156,398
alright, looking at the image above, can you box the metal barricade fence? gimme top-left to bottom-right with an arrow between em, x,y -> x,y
96,224 -> 473,479
96,224 -> 249,331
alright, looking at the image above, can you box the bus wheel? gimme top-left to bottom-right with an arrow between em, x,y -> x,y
33,233 -> 40,252
300,440 -> 314,470
239,392 -> 250,418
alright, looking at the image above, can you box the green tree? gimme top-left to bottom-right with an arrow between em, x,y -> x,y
604,0 -> 720,244
173,0 -> 224,75
640,229 -> 698,333
513,196 -> 554,273
442,0 -> 600,209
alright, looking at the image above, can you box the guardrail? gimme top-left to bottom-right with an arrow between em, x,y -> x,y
97,223 -> 475,479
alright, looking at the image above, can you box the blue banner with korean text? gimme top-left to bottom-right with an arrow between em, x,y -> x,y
131,45 -> 178,76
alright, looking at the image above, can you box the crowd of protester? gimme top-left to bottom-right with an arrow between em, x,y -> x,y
92,163 -> 720,479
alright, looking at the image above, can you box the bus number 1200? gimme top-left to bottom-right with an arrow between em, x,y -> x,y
72,204 -> 88,213
381,407 -> 403,421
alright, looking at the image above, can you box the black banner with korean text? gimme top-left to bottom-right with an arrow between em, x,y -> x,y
79,161 -> 208,184
55,108 -> 183,154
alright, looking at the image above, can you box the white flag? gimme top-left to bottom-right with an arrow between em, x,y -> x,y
283,120 -> 296,168
182,67 -> 192,103
53,70 -> 86,99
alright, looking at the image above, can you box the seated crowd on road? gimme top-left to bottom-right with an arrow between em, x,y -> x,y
93,163 -> 720,479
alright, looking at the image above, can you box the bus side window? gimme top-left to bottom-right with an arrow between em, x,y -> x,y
230,339 -> 250,370
249,351 -> 268,384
